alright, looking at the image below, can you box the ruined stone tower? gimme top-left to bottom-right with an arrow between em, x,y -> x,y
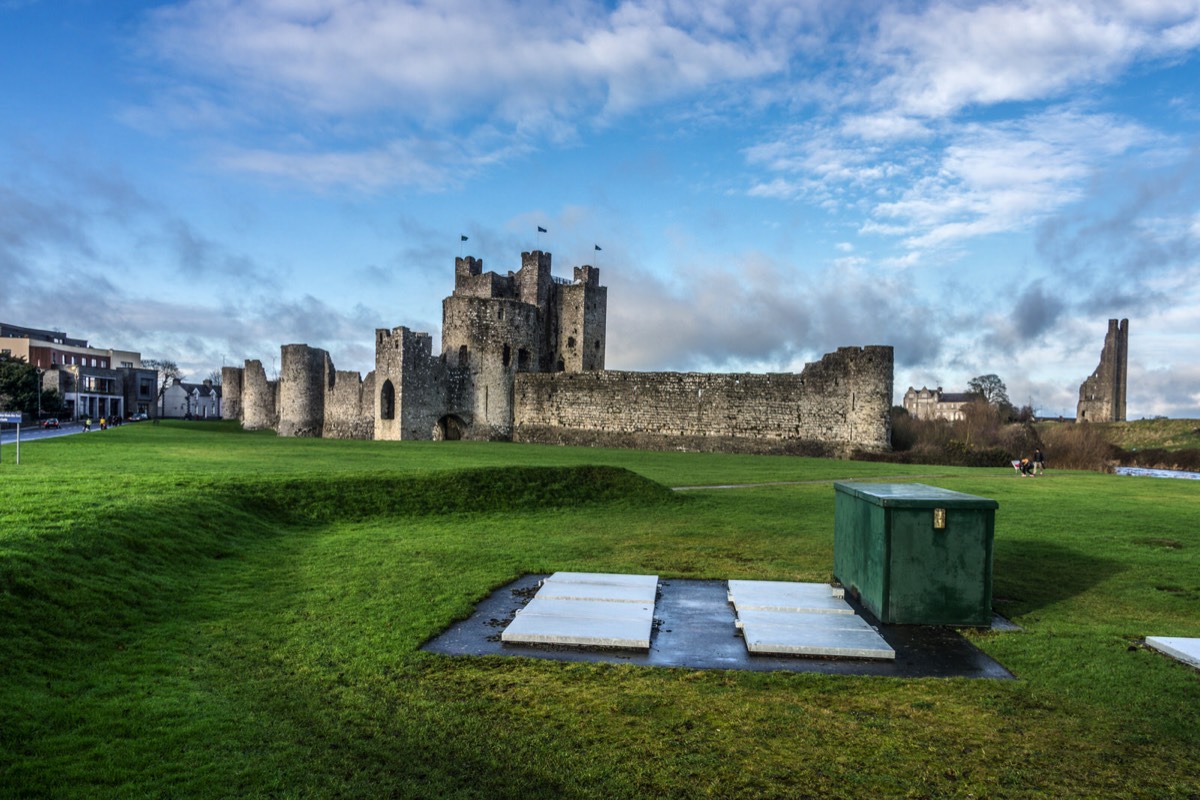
1077,318 -> 1128,423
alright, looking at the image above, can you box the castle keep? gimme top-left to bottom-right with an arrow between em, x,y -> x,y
223,251 -> 893,456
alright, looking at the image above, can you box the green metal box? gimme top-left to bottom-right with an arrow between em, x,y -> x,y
833,483 -> 998,626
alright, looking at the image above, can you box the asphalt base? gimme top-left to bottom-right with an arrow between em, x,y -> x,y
422,574 -> 1015,679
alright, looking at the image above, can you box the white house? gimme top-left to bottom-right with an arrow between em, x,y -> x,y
161,378 -> 222,419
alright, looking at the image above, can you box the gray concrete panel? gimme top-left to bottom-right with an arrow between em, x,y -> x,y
545,572 -> 659,589
502,612 -> 651,649
1146,636 -> 1200,669
735,609 -> 876,632
742,624 -> 895,659
536,581 -> 657,604
728,588 -> 854,614
519,597 -> 654,622
728,579 -> 844,599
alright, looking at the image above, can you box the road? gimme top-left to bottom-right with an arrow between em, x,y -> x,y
0,420 -> 87,446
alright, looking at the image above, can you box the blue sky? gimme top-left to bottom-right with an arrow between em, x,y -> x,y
2,0 -> 1199,418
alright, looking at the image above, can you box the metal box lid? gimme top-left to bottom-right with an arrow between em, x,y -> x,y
834,482 -> 998,510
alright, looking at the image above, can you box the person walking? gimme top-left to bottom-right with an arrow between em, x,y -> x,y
1034,447 -> 1045,475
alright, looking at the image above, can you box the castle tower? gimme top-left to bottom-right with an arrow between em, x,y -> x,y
240,359 -> 279,431
1077,319 -> 1128,423
221,366 -> 243,421
439,251 -> 555,439
374,327 -> 447,441
553,264 -> 607,372
277,344 -> 330,437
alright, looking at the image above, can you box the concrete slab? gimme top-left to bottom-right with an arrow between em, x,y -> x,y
535,581 -> 657,604
544,572 -> 659,590
734,608 -> 877,632
741,624 -> 895,659
423,575 -> 1014,678
728,579 -> 845,599
727,585 -> 854,615
1146,636 -> 1200,669
518,597 -> 654,622
502,611 -> 651,649
499,572 -> 658,649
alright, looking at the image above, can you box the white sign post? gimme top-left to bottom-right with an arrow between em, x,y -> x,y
0,412 -> 23,465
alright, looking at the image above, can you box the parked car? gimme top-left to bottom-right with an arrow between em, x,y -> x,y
130,412 -> 149,421
41,418 -> 60,429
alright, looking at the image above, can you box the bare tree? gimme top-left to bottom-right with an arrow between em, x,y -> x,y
968,374 -> 1012,409
143,359 -> 182,417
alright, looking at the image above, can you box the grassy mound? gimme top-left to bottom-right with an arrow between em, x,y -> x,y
224,465 -> 675,523
0,466 -> 671,669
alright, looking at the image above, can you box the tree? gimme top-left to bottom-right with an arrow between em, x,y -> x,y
143,359 -> 182,417
967,374 -> 1011,408
0,355 -> 62,418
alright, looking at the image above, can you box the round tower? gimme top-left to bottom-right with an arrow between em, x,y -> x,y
277,344 -> 328,438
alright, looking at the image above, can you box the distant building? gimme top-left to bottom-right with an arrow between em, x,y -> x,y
902,386 -> 975,422
161,378 -> 222,419
0,322 -> 158,420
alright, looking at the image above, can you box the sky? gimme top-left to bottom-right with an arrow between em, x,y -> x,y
2,0 -> 1199,418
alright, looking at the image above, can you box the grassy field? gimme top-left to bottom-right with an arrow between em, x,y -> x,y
1103,418 -> 1200,452
2,422 -> 1199,798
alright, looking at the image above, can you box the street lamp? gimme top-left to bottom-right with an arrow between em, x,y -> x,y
34,368 -> 43,421
69,365 -> 80,422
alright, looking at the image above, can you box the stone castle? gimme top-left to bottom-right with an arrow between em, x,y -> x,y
1077,318 -> 1128,423
222,251 -> 893,456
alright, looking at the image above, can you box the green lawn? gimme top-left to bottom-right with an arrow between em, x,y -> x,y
1104,418 -> 1200,451
2,422 -> 1198,798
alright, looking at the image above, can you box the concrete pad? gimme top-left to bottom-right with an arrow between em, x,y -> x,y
518,597 -> 654,623
741,624 -> 895,660
1146,637 -> 1200,669
728,579 -> 844,599
735,608 -> 876,632
425,575 -> 1014,678
544,572 -> 659,590
501,611 -> 651,649
536,581 -> 657,604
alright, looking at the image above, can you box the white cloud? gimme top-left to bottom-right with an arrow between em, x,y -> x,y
873,1 -> 1200,117
141,0 -> 797,125
753,107 -> 1157,250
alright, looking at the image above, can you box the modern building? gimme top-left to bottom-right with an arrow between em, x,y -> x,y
0,322 -> 159,420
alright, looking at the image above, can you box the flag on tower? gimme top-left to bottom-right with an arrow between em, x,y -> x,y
537,226 -> 547,233
460,235 -> 468,241
594,245 -> 601,251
